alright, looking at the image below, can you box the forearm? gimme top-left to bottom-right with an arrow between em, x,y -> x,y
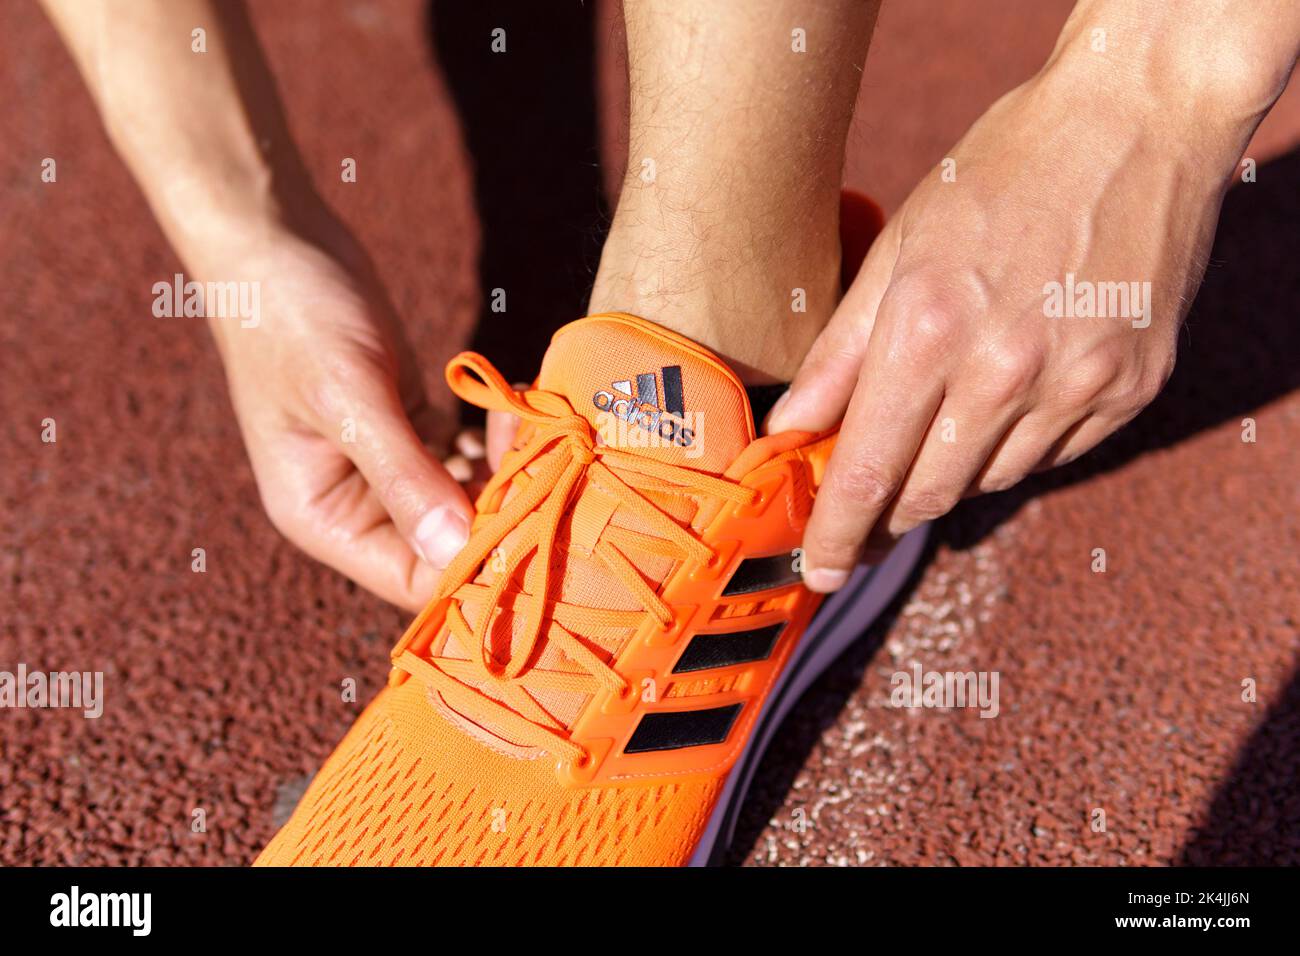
1045,0 -> 1299,165
39,0 -> 324,274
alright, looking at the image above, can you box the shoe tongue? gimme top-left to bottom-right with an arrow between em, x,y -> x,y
536,313 -> 756,475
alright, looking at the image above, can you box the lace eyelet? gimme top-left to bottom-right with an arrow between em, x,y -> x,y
558,741 -> 610,780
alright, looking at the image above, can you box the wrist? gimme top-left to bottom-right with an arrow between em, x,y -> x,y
192,203 -> 370,358
1042,2 -> 1289,167
140,154 -> 332,272
1029,50 -> 1258,184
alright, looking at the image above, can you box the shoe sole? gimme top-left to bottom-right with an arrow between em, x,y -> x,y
687,523 -> 930,866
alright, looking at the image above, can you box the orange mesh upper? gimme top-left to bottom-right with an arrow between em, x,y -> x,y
255,679 -> 722,866
400,315 -> 763,752
256,313 -> 824,867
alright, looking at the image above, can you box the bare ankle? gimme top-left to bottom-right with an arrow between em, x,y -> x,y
589,198 -> 841,383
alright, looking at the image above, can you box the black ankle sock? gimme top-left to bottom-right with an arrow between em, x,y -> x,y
744,383 -> 789,432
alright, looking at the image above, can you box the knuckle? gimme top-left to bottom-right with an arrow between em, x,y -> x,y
906,308 -> 959,355
898,482 -> 960,522
1111,374 -> 1162,419
1102,349 -> 1176,418
1157,350 -> 1177,385
260,491 -> 305,540
1136,355 -> 1176,405
977,340 -> 1045,404
306,355 -> 392,427
1130,380 -> 1162,410
305,368 -> 357,425
375,470 -> 423,515
830,457 -> 902,512
1057,352 -> 1119,406
886,283 -> 963,360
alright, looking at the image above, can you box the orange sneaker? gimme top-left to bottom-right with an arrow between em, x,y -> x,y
255,310 -> 927,866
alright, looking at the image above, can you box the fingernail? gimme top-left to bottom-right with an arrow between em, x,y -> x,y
413,506 -> 470,568
804,567 -> 849,593
444,454 -> 473,483
764,389 -> 792,433
454,429 -> 486,460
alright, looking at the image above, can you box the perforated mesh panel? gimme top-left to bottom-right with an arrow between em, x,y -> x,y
256,681 -> 723,867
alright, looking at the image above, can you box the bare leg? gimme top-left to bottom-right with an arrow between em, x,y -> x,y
590,0 -> 880,383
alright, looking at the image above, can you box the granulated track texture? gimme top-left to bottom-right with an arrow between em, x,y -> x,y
2,0 -> 1297,866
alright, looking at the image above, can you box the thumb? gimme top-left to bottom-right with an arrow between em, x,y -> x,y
331,381 -> 474,571
766,221 -> 899,435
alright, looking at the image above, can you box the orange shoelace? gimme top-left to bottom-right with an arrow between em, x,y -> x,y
392,353 -> 757,764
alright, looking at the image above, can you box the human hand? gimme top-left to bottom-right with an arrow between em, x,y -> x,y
38,0 -> 485,610
208,220 -> 473,612
769,53 -> 1255,592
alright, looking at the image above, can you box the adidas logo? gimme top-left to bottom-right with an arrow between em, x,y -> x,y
592,365 -> 696,448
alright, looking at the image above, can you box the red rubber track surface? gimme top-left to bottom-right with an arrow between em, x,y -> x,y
2,0 -> 1297,865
